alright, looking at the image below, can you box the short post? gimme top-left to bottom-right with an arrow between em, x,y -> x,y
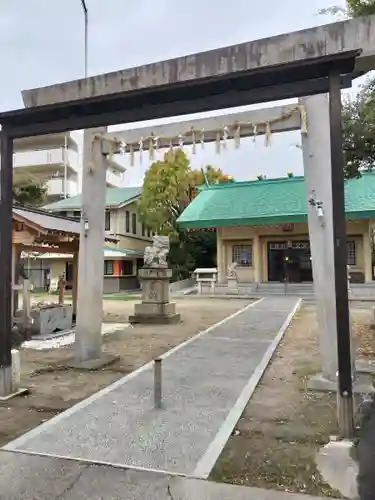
58,277 -> 66,305
11,349 -> 21,389
154,357 -> 162,409
22,279 -> 31,329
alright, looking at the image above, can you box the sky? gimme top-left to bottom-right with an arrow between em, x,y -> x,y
1,0 -> 362,186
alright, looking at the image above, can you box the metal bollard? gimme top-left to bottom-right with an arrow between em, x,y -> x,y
154,357 -> 162,409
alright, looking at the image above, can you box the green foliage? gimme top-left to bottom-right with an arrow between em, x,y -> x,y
343,77 -> 375,178
138,150 -> 228,278
319,0 -> 375,17
137,150 -> 232,237
168,230 -> 217,281
346,0 -> 375,17
137,149 -> 190,237
12,182 -> 47,207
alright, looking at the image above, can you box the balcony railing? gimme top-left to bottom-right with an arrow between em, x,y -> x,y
13,148 -> 79,171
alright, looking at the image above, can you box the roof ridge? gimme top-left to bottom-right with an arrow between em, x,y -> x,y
177,170 -> 375,230
42,185 -> 143,211
204,176 -> 304,189
13,204 -> 78,221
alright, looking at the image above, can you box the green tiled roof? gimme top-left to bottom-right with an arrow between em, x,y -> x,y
177,172 -> 375,229
43,186 -> 142,211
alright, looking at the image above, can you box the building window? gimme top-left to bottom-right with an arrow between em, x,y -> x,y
347,241 -> 356,266
125,211 -> 130,232
232,244 -> 252,267
132,213 -> 137,234
147,228 -> 151,238
105,211 -> 111,231
71,211 -> 80,220
121,260 -> 133,276
142,224 -> 146,237
104,260 -> 114,275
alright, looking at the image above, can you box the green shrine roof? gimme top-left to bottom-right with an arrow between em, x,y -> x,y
177,172 -> 375,229
43,186 -> 142,211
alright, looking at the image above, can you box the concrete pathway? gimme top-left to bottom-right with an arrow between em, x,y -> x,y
4,297 -> 300,478
0,451 -> 324,500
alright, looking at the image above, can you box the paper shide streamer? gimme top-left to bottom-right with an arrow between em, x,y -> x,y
114,105 -> 308,165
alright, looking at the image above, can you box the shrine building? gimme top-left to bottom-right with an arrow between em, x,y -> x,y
176,172 -> 375,284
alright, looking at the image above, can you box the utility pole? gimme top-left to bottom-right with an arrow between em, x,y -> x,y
80,0 -> 88,78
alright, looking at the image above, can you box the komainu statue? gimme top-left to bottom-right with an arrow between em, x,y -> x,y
227,262 -> 237,278
143,235 -> 170,268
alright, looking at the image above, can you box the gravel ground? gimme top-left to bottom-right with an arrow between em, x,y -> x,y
211,304 -> 374,498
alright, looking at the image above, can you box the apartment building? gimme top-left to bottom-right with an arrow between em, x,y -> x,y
13,132 -> 125,203
34,186 -> 152,293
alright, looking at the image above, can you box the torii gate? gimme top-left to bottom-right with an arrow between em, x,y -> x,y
103,97 -> 363,395
2,13 -> 375,434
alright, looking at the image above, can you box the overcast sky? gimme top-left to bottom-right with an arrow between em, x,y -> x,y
1,0 -> 359,186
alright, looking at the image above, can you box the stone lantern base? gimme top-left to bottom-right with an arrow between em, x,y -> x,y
129,267 -> 181,325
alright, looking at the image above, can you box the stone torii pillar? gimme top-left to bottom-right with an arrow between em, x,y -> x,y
300,94 -> 341,387
300,94 -> 371,393
70,128 -> 118,369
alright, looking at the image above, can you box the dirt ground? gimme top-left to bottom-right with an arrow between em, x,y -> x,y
210,305 -> 375,498
0,297 -> 250,448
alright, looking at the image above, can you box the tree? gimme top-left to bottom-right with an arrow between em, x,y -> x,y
12,181 -> 47,207
137,149 -> 232,279
189,165 -> 232,186
319,0 -> 375,17
318,1 -> 375,178
342,2 -> 375,178
137,149 -> 191,236
346,0 -> 375,17
343,77 -> 375,178
137,150 -> 232,236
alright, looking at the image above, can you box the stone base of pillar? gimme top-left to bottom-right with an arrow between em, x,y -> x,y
65,353 -> 119,371
356,358 -> 375,375
316,440 -> 358,499
370,307 -> 375,329
0,360 -> 28,401
130,267 -> 181,325
129,311 -> 181,325
307,372 -> 374,394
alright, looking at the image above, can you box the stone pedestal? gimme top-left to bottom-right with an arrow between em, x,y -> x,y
29,305 -> 73,336
129,267 -> 181,324
227,277 -> 239,294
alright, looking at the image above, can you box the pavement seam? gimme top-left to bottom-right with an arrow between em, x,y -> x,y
1,447 -> 192,478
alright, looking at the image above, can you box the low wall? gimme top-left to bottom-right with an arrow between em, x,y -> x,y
103,276 -> 139,294
169,278 -> 196,293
